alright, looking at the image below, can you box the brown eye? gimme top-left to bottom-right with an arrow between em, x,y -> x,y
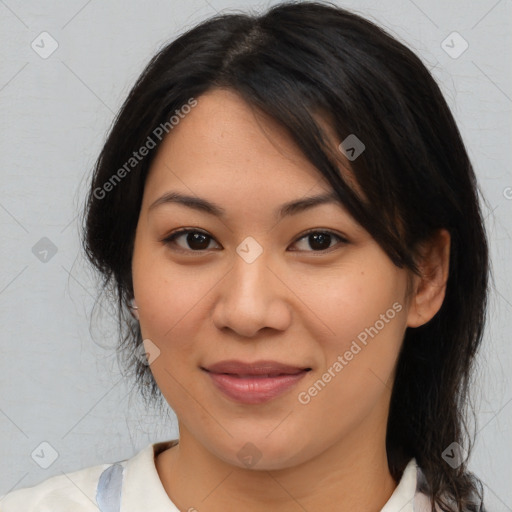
162,229 -> 220,251
162,228 -> 347,254
290,231 -> 347,252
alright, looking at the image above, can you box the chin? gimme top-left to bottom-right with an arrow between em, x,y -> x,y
213,433 -> 312,472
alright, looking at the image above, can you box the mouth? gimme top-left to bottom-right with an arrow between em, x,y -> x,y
201,360 -> 312,404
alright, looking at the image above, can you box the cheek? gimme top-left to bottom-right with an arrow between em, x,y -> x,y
134,265 -> 203,348
131,240 -> 222,365
131,252 -> 207,412
295,261 -> 407,416
299,260 -> 406,356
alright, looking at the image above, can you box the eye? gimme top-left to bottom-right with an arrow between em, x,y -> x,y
162,229 -> 221,252
290,230 -> 348,252
162,228 -> 348,253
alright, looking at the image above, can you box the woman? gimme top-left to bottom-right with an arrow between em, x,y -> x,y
0,1 -> 488,510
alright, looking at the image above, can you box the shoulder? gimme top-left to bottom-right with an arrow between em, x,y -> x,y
0,462 -> 117,512
0,440 -> 176,512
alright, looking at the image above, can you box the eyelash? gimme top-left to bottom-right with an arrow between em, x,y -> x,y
161,228 -> 348,254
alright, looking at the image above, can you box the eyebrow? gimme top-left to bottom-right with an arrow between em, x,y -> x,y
148,190 -> 341,220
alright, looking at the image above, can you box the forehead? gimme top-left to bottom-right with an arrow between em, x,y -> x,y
142,88 -> 335,202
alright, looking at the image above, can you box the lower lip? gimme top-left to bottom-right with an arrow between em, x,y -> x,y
205,370 -> 309,404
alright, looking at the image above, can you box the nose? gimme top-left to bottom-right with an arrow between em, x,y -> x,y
211,247 -> 292,338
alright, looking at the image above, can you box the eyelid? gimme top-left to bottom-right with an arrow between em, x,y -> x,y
291,228 -> 349,252
161,227 -> 349,253
161,228 -> 221,252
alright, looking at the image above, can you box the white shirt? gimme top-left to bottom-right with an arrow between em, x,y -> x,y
0,439 -> 435,511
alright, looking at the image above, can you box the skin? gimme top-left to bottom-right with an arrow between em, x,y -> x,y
131,88 -> 450,512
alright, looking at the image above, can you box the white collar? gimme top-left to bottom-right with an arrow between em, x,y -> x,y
120,440 -> 424,512
380,458 -> 419,512
121,440 -> 180,511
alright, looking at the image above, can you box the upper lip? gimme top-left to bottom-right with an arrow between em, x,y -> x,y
202,360 -> 311,376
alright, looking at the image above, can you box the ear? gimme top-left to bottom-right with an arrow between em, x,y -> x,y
406,229 -> 451,328
129,299 -> 140,320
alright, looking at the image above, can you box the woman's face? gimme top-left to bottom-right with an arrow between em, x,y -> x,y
132,88 -> 414,470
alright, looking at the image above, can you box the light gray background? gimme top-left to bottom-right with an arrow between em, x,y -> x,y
0,0 -> 510,509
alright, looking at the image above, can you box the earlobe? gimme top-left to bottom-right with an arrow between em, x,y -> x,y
406,229 -> 451,328
129,299 -> 140,320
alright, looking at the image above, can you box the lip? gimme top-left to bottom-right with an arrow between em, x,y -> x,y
201,360 -> 311,405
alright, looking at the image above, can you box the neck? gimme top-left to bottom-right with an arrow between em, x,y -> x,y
156,423 -> 397,512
